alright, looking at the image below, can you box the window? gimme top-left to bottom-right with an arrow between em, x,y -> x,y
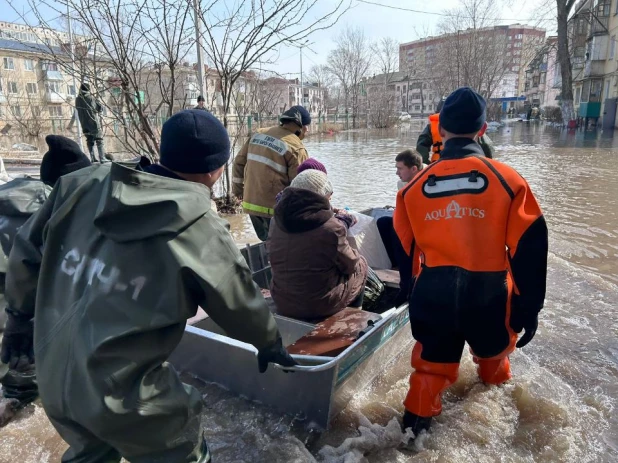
514,50 -> 521,56
512,66 -> 520,72
575,87 -> 581,104
11,105 -> 21,117
26,83 -> 37,94
46,82 -> 61,93
42,61 -> 58,71
49,105 -> 63,117
414,104 -> 420,110
32,106 -> 41,117
8,82 -> 18,94
24,59 -> 35,71
3,57 -> 14,70
514,42 -> 522,48
540,73 -> 546,84
611,36 -> 616,60
605,80 -> 611,99
515,34 -> 523,39
67,84 -> 76,96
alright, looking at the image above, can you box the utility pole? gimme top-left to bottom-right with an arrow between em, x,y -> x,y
300,46 -> 305,107
66,6 -> 83,151
193,0 -> 206,102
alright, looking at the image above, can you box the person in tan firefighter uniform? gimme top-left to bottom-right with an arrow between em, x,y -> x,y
393,87 -> 548,439
233,105 -> 310,241
0,110 -> 295,462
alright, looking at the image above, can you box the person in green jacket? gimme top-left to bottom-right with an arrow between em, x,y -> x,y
0,135 -> 91,409
75,82 -> 106,164
415,98 -> 495,163
0,110 -> 294,462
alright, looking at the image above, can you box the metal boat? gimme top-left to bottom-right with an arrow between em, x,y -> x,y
169,208 -> 411,430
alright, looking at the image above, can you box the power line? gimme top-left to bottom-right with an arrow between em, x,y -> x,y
356,0 -> 536,22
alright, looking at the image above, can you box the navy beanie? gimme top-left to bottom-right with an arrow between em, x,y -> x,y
40,135 -> 92,186
160,110 -> 230,174
439,87 -> 486,135
279,105 -> 311,127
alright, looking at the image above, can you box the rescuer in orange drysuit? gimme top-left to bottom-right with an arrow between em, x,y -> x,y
416,97 -> 495,163
394,87 -> 548,437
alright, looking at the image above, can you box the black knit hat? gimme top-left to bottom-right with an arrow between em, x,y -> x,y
159,109 -> 230,174
279,105 -> 311,127
439,87 -> 486,135
40,135 -> 92,186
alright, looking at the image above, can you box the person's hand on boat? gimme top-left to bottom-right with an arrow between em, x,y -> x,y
0,309 -> 34,369
257,336 -> 297,373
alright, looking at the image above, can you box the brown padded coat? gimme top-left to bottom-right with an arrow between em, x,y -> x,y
267,188 -> 368,320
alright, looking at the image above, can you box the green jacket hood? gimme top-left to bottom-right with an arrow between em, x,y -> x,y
0,177 -> 51,217
93,163 -> 212,242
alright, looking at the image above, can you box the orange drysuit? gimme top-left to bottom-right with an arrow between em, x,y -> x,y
393,137 -> 548,419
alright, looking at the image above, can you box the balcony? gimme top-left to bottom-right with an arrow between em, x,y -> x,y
46,91 -> 66,103
44,70 -> 64,81
584,60 -> 606,77
591,16 -> 609,36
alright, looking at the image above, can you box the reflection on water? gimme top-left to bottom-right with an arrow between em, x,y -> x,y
2,123 -> 618,463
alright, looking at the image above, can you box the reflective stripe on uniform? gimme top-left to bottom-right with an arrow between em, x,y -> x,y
247,153 -> 287,174
232,177 -> 243,184
249,133 -> 288,156
242,201 -> 274,216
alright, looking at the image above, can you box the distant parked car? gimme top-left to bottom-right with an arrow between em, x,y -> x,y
399,112 -> 411,122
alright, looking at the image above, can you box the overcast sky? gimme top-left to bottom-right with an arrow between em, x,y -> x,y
0,0 -> 552,78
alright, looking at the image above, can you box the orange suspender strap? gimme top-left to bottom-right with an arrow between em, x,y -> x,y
428,114 -> 442,163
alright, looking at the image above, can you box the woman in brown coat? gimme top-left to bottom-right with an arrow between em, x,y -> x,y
268,170 -> 368,321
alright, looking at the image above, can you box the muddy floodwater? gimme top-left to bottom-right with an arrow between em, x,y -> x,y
2,122 -> 618,462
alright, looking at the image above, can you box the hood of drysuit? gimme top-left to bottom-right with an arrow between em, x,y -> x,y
0,177 -> 50,217
93,163 -> 212,243
274,187 -> 333,234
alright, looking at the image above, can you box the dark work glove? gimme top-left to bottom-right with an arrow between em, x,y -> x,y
0,310 -> 34,369
257,336 -> 297,373
515,316 -> 538,348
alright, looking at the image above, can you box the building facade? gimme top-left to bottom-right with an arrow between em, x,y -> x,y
524,36 -> 561,109
399,24 -> 546,102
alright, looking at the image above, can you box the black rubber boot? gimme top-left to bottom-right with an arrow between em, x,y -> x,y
401,410 -> 433,437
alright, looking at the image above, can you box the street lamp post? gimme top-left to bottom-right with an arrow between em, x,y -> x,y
66,6 -> 83,151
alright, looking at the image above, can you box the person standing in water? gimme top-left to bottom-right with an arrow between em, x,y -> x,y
233,105 -> 310,241
0,110 -> 295,462
394,87 -> 548,438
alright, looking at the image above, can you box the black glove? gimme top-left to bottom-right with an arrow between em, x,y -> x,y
510,299 -> 539,349
257,336 -> 297,373
0,310 -> 34,369
515,316 -> 538,348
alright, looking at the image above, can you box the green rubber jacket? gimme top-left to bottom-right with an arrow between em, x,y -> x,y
5,163 -> 279,440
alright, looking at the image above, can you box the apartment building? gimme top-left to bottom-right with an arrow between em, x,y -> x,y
363,71 -> 438,116
524,36 -> 561,109
0,37 -> 77,142
569,0 -> 618,127
399,24 -> 546,102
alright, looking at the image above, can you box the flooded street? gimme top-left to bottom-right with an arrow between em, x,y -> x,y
2,122 -> 618,462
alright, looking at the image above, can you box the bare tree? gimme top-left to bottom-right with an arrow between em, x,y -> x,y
365,37 -> 400,128
371,37 -> 399,78
556,0 -> 577,124
326,26 -> 371,128
434,0 -> 511,100
196,0 -> 349,202
10,0 -> 195,160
